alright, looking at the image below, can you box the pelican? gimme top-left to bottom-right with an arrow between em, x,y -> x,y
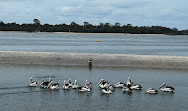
114,82 -> 125,88
98,79 -> 109,88
67,79 -> 72,87
63,80 -> 69,90
98,79 -> 104,85
131,84 -> 142,90
101,87 -> 112,94
29,77 -> 37,87
108,85 -> 114,91
122,84 -> 133,92
78,86 -> 91,92
159,83 -> 175,92
40,77 -> 52,88
85,80 -> 92,89
78,80 -> 92,92
72,80 -> 78,89
98,79 -> 105,85
145,88 -> 158,94
127,77 -> 133,86
47,81 -> 59,90
122,87 -> 133,93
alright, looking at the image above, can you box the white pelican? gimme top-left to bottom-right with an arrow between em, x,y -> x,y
127,77 -> 133,86
108,85 -> 114,91
85,80 -> 92,89
72,80 -> 78,89
78,80 -> 92,92
98,79 -> 109,88
63,80 -> 69,90
159,83 -> 175,92
67,79 -> 72,87
101,87 -> 112,94
40,78 -> 52,88
78,86 -> 91,92
145,88 -> 158,94
47,81 -> 59,90
29,77 -> 37,87
98,79 -> 105,85
122,87 -> 133,93
122,83 -> 133,93
114,82 -> 125,88
131,84 -> 142,90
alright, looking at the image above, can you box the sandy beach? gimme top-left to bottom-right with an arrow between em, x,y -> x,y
0,51 -> 188,69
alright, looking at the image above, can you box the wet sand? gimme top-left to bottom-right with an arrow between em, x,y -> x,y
0,51 -> 188,69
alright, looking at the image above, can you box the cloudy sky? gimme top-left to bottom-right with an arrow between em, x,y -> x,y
0,0 -> 187,30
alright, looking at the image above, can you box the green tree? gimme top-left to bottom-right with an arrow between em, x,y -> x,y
127,24 -> 132,27
0,21 -> 3,24
99,23 -> 104,27
70,22 -> 77,26
84,21 -> 89,26
172,27 -> 178,31
115,22 -> 121,27
33,19 -> 40,25
104,23 -> 110,27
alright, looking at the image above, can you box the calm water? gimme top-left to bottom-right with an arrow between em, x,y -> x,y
0,64 -> 188,111
0,32 -> 188,56
0,32 -> 188,111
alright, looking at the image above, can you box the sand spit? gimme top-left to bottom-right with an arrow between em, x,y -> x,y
0,51 -> 188,69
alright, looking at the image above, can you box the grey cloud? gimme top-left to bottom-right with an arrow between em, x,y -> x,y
0,0 -> 187,29
109,0 -> 153,9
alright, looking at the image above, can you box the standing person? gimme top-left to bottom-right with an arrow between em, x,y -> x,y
88,58 -> 92,67
88,58 -> 92,70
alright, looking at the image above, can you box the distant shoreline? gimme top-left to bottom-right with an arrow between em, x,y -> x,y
1,20 -> 186,35
0,31 -> 167,36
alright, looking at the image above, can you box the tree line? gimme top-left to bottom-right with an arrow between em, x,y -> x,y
0,19 -> 186,35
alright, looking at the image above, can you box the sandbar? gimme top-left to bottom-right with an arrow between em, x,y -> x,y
0,51 -> 188,69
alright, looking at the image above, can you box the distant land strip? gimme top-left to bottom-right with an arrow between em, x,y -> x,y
1,19 -> 188,35
0,51 -> 188,69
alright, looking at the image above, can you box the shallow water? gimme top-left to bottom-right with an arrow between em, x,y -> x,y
0,64 -> 188,111
0,32 -> 188,56
0,32 -> 188,110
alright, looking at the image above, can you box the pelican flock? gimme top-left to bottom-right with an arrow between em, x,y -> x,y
29,77 -> 175,94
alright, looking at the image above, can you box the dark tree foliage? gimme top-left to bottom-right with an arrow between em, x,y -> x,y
33,19 -> 40,25
181,29 -> 188,35
0,19 -> 183,35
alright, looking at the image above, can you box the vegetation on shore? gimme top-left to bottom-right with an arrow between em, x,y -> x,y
0,19 -> 187,35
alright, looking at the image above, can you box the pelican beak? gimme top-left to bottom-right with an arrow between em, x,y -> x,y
159,86 -> 162,89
